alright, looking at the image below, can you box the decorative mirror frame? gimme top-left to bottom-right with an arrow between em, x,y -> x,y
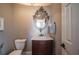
33,7 -> 49,36
33,7 -> 49,22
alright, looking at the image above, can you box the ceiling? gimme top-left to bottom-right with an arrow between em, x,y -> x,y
19,3 -> 52,6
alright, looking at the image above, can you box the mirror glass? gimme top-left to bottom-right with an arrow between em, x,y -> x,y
36,19 -> 45,29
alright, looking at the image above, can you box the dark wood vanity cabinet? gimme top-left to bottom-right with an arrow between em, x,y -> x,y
32,40 -> 53,55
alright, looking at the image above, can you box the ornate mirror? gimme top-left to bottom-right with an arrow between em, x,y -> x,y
33,7 -> 49,36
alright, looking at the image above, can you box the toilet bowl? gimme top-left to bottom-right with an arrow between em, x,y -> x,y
9,39 -> 27,55
15,39 -> 27,50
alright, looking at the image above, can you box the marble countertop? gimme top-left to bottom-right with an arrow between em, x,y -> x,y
31,36 -> 54,40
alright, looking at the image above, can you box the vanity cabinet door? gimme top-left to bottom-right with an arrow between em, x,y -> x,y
32,40 -> 53,55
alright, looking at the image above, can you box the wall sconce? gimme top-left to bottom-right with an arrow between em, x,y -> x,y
33,7 -> 49,36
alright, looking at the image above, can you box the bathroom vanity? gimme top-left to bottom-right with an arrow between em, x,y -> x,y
32,36 -> 54,55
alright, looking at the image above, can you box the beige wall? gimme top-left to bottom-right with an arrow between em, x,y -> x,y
13,4 -> 61,54
0,3 -> 61,54
13,4 -> 53,51
13,4 -> 53,38
51,4 -> 62,54
0,4 -> 16,54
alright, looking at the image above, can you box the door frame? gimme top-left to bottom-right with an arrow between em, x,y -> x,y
61,3 -> 72,55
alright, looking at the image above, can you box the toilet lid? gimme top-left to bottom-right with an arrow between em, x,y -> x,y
15,39 -> 27,42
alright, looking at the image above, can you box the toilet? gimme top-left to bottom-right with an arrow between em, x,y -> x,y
9,39 -> 27,55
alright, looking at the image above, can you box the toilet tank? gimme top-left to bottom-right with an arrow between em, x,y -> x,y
15,39 -> 27,50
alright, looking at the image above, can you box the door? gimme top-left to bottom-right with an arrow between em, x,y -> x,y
62,3 -> 72,55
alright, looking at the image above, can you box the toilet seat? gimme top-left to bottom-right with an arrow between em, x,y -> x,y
9,50 -> 22,55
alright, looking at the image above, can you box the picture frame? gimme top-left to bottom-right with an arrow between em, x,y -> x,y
0,17 -> 4,31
